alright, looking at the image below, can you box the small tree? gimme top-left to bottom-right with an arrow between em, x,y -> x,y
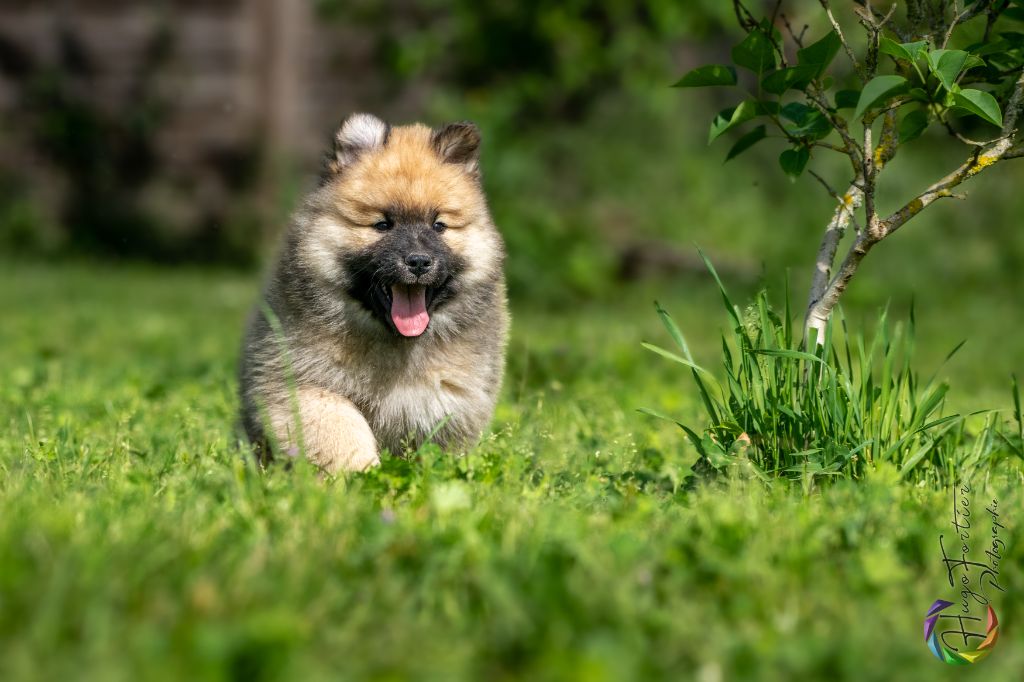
675,0 -> 1024,342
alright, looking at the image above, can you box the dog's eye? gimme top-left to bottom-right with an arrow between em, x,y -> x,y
373,219 -> 393,231
433,221 -> 447,232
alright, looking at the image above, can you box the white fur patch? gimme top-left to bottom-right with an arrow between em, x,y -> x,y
335,113 -> 389,166
302,214 -> 347,282
377,381 -> 457,436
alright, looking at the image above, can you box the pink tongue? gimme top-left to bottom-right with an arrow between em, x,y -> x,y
390,284 -> 429,337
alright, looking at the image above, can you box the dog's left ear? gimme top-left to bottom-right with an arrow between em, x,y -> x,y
325,113 -> 390,176
432,121 -> 481,176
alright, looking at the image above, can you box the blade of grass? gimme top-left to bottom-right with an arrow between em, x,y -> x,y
1013,374 -> 1022,443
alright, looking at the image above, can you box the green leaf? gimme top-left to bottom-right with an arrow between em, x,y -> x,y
983,52 -> 1023,80
879,38 -> 928,63
779,147 -> 810,180
897,109 -> 929,143
834,89 -> 860,109
673,64 -> 737,88
780,102 -> 816,122
797,30 -> 841,77
966,37 -> 1012,57
853,75 -> 908,120
761,65 -> 817,95
952,88 -> 1003,127
732,29 -> 777,75
927,49 -> 970,91
1001,32 -> 1024,49
709,104 -> 755,144
708,101 -> 776,143
963,54 -> 986,71
907,87 -> 930,102
781,102 -> 831,139
725,125 -> 767,161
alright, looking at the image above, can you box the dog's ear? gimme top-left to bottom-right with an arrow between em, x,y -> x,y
325,113 -> 390,175
431,121 -> 481,176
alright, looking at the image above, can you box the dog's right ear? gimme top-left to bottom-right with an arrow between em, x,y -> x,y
324,113 -> 390,176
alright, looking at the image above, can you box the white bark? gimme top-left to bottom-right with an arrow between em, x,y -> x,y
805,182 -> 862,343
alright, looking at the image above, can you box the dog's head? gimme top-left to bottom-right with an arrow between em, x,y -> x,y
298,113 -> 503,338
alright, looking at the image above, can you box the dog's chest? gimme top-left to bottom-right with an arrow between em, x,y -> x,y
365,367 -> 483,450
341,349 -> 483,445
311,332 -> 491,450
375,377 -> 458,427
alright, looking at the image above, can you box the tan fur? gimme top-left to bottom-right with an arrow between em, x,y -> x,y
239,115 -> 508,474
265,385 -> 379,471
321,125 -> 499,284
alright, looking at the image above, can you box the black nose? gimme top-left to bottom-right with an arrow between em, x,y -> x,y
405,253 -> 433,275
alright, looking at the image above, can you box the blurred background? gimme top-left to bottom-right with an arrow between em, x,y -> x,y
5,6 -> 1024,679
0,0 -> 744,277
0,0 -> 1021,394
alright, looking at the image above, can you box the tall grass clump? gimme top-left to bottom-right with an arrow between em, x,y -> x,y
643,256 -> 1023,489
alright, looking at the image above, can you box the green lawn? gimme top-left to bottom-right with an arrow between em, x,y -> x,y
1,260 -> 1021,681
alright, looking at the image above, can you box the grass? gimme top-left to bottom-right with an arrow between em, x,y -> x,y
643,258 -> 1023,486
1,259 -> 1023,681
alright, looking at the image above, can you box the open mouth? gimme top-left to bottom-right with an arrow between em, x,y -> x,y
376,283 -> 445,337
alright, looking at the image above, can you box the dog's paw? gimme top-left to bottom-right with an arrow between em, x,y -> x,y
310,418 -> 380,474
325,443 -> 380,473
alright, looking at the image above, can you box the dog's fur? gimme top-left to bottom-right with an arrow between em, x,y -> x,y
239,114 -> 508,472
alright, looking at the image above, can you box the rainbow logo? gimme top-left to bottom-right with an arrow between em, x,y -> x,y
924,600 -> 999,664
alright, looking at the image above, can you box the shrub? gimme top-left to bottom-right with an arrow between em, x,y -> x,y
643,254 -> 1023,488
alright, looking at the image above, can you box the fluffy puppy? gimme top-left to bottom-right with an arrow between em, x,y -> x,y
239,113 -> 508,472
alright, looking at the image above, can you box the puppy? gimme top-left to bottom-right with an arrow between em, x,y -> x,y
239,113 -> 508,472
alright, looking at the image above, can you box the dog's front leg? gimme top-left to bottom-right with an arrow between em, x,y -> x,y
267,385 -> 379,474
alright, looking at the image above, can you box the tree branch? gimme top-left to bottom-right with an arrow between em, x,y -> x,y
905,0 -> 928,40
1000,67 -> 1024,135
732,0 -> 758,31
806,179 -> 864,329
853,2 -> 894,77
880,150 -> 983,235
808,169 -> 845,204
805,109 -> 899,341
874,108 -> 900,174
941,114 -> 989,146
805,87 -> 864,173
805,69 -> 1024,337
855,0 -> 905,39
770,0 -> 784,31
860,114 -> 884,240
780,12 -> 809,48
805,233 -> 876,342
818,0 -> 866,81
983,2 -> 1001,42
813,141 -> 851,154
942,0 -> 991,49
885,66 -> 1024,237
